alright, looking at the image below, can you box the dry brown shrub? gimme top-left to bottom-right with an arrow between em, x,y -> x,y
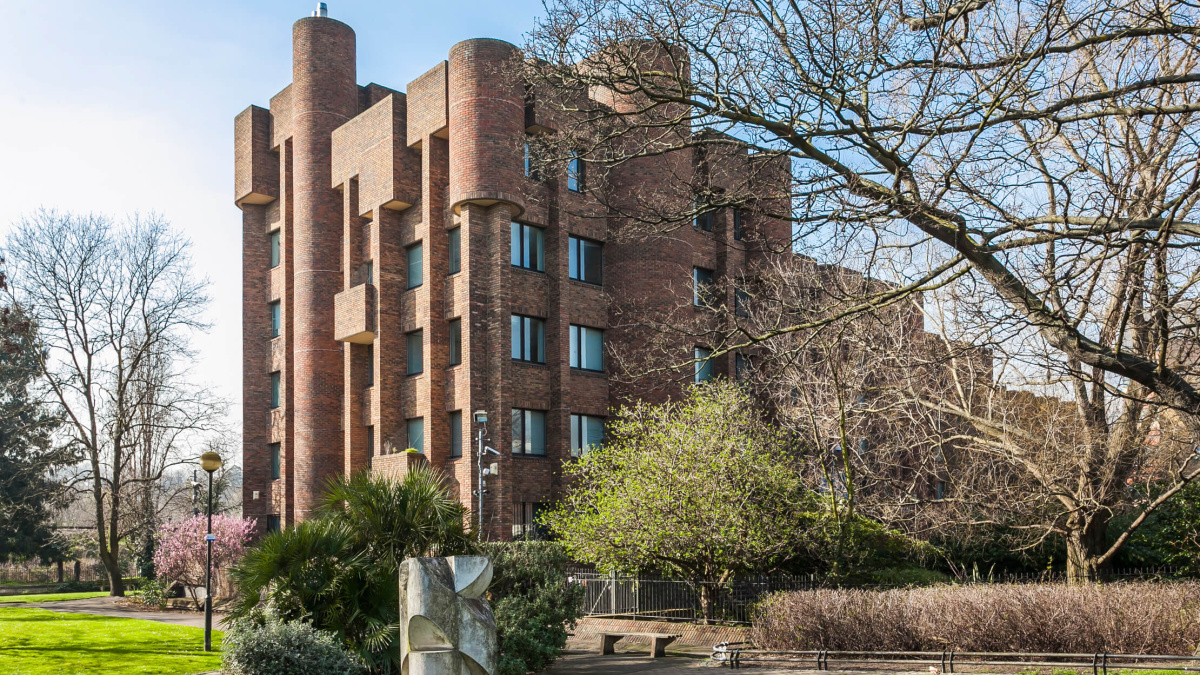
751,583 -> 1200,655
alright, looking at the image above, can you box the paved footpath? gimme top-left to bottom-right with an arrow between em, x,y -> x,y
0,595 -> 229,629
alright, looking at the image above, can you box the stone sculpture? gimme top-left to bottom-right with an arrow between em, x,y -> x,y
398,556 -> 497,675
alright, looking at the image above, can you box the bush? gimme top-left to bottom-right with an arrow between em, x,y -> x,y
223,617 -> 365,675
752,582 -> 1200,654
485,541 -> 585,675
129,578 -> 167,608
54,580 -> 100,592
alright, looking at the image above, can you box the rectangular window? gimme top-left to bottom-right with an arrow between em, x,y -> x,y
407,417 -> 424,452
735,288 -> 750,318
693,267 -> 715,307
695,347 -> 714,383
406,330 -> 424,375
567,154 -> 584,192
510,315 -> 546,364
266,515 -> 281,533
569,325 -> 604,371
570,414 -> 605,457
695,202 -> 713,232
450,411 -> 463,458
735,352 -> 749,380
511,408 -> 546,455
269,443 -> 281,480
568,235 -> 602,285
448,318 -> 462,366
362,260 -> 374,285
510,222 -> 545,272
448,227 -> 461,275
365,344 -> 374,386
270,371 -> 281,408
269,230 -> 280,268
407,242 -> 423,289
732,208 -> 744,241
366,426 -> 374,466
269,301 -> 281,338
524,142 -> 533,178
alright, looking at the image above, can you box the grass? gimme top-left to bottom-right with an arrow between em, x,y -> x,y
0,592 -> 109,603
0,607 -> 222,675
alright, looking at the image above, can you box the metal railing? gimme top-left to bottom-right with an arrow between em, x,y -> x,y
712,645 -> 1200,673
0,560 -> 110,586
571,572 -> 819,624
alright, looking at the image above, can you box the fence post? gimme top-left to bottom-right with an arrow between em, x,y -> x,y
609,570 -> 618,615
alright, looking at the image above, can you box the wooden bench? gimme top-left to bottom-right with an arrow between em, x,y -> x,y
598,632 -> 681,658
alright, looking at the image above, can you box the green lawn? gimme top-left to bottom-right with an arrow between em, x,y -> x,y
0,592 -> 109,604
0,608 -> 222,675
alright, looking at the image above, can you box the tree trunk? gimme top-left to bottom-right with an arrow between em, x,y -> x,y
100,548 -> 125,596
1066,514 -> 1109,584
73,560 -> 80,582
56,560 -> 63,583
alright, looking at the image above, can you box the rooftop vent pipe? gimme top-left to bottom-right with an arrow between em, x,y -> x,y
312,2 -> 328,17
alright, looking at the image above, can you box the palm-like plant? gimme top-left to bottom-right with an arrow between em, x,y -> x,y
229,465 -> 475,673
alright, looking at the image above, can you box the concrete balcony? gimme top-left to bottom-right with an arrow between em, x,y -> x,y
334,283 -> 376,344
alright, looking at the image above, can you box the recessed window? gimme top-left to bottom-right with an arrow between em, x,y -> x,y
448,318 -> 462,366
735,288 -> 751,318
366,426 -> 374,466
568,235 -> 602,285
732,208 -> 744,241
511,222 -> 545,272
269,301 -> 281,338
567,154 -> 584,192
695,201 -> 713,232
511,408 -> 546,455
406,330 -> 423,375
693,267 -> 715,307
269,443 -> 281,480
450,411 -> 463,458
266,515 -> 281,533
363,260 -> 374,285
270,371 -> 281,408
511,314 -> 546,364
365,343 -> 374,387
407,417 -> 424,453
407,242 -> 423,289
269,230 -> 280,268
569,325 -> 604,371
694,347 -> 714,383
448,227 -> 461,275
735,352 -> 749,380
570,414 -> 605,457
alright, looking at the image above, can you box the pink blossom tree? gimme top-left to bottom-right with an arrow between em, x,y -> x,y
153,514 -> 255,602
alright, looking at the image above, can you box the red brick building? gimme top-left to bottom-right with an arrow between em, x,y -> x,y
235,7 -> 791,539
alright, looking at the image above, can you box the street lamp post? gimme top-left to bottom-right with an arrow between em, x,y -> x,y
199,451 -> 223,652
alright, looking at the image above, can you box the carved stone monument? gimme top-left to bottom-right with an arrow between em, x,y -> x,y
398,556 -> 497,674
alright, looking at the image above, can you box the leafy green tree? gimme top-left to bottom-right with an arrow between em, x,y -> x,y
0,288 -> 71,562
229,465 -> 475,673
1115,480 -> 1200,574
546,382 -> 823,588
483,542 -> 584,675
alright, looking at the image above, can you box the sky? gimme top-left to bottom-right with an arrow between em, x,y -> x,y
0,0 -> 547,447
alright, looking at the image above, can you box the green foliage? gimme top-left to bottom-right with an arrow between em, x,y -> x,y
230,465 -> 475,673
1114,481 -> 1200,573
223,616 -> 365,675
130,578 -> 168,608
545,382 -> 826,583
0,302 -> 71,562
0,591 -> 108,603
484,541 -> 584,675
54,580 -> 102,592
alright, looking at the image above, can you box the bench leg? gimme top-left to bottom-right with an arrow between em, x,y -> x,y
651,636 -> 678,658
600,634 -> 620,655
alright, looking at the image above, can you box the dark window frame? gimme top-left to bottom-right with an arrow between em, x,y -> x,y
693,267 -> 715,307
269,230 -> 281,268
448,227 -> 461,275
269,442 -> 281,480
450,410 -> 463,458
511,408 -> 547,456
567,154 -> 584,192
406,329 -> 424,375
270,371 -> 281,408
732,208 -> 744,241
406,241 -> 423,289
510,314 -> 546,364
570,414 -> 605,457
569,324 -> 604,371
694,347 -> 714,383
510,222 -> 545,272
269,301 -> 281,338
448,318 -> 462,366
568,235 -> 603,285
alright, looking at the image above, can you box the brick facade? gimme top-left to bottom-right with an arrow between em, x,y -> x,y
236,10 -> 792,539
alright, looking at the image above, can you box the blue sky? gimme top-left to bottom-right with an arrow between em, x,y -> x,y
0,0 -> 546,443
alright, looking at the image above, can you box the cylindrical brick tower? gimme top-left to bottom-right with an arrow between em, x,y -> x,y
448,38 -> 526,215
291,14 -> 357,519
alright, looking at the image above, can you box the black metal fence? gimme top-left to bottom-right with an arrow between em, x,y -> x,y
569,566 -> 1198,626
712,646 -> 1200,673
0,560 -> 110,586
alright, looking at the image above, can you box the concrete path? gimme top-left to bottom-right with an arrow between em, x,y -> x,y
0,595 -> 230,629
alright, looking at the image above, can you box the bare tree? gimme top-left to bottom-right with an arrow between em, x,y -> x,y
3,210 -> 223,595
525,0 -> 1200,580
